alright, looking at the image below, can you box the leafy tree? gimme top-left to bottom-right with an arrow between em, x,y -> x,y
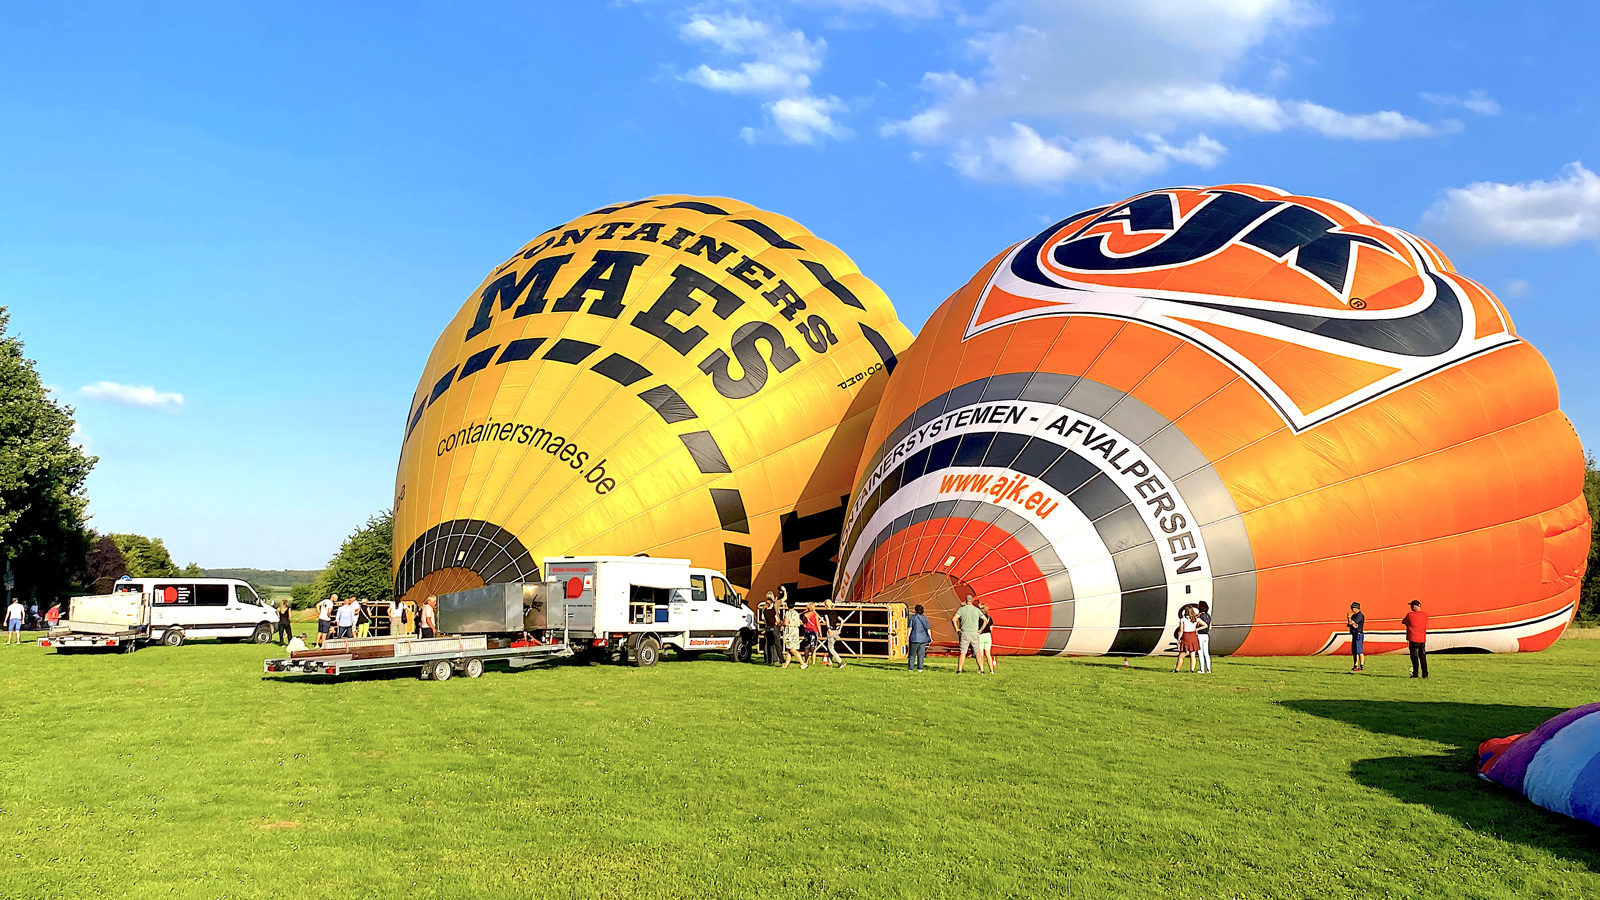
0,309 -> 96,604
109,534 -> 182,577
1581,453 -> 1599,622
85,533 -> 128,594
314,510 -> 394,602
180,562 -> 204,577
289,582 -> 321,610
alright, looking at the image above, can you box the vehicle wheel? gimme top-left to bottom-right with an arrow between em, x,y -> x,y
250,624 -> 273,644
730,632 -> 753,663
430,659 -> 453,682
162,628 -> 186,648
463,658 -> 484,678
632,636 -> 660,668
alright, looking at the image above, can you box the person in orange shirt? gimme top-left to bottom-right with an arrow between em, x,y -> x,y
1402,600 -> 1429,679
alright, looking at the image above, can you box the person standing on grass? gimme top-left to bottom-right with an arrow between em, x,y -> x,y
907,604 -> 931,672
45,602 -> 61,633
334,596 -> 357,640
275,597 -> 292,645
976,602 -> 999,673
1195,600 -> 1213,674
1346,602 -> 1365,673
1403,599 -> 1429,679
5,598 -> 23,643
316,594 -> 336,647
418,596 -> 437,639
821,607 -> 846,668
781,598 -> 807,669
1174,606 -> 1201,673
388,598 -> 405,638
760,594 -> 781,665
952,597 -> 988,674
802,602 -> 825,666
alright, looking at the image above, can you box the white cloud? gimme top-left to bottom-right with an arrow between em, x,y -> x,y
680,14 -> 825,95
1502,279 -> 1532,299
1422,89 -> 1501,116
1422,162 -> 1600,248
953,123 -> 1225,185
880,0 -> 1449,184
678,11 -> 851,144
80,381 -> 184,410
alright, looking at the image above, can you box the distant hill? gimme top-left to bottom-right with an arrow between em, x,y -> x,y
204,568 -> 323,586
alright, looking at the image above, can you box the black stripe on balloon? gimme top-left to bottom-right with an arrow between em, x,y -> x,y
657,200 -> 730,215
543,339 -> 600,365
592,353 -> 652,386
405,401 -> 427,440
724,543 -> 753,589
859,322 -> 898,374
680,431 -> 732,474
800,260 -> 866,310
842,428 -> 1167,655
496,337 -> 546,364
586,199 -> 651,217
638,385 -> 698,424
458,345 -> 499,381
710,488 -> 750,534
731,218 -> 802,250
427,366 -> 458,407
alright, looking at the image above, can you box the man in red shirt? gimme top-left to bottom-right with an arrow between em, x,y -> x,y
1402,599 -> 1429,679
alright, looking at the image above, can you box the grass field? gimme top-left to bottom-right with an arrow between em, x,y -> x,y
1,630 -> 1596,900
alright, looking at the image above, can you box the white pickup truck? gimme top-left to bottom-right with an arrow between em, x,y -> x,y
41,577 -> 278,652
546,556 -> 757,666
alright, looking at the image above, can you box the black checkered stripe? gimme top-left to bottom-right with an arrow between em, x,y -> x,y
394,519 -> 541,599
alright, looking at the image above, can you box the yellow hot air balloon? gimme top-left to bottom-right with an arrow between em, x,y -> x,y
394,196 -> 911,609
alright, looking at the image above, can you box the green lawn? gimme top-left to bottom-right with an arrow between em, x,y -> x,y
1,630 -> 1596,899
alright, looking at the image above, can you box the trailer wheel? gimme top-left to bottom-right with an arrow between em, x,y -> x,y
632,636 -> 661,668
161,628 -> 186,648
463,658 -> 484,678
429,659 -> 454,682
250,624 -> 273,644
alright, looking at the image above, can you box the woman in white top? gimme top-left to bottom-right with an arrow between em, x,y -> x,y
1173,606 -> 1201,673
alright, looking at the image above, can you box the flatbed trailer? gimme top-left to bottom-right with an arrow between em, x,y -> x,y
39,628 -> 145,653
264,634 -> 573,681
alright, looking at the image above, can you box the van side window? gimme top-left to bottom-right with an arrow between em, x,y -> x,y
690,575 -> 707,603
712,578 -> 742,607
234,584 -> 262,605
194,585 -> 229,606
113,582 -> 142,593
154,584 -> 194,605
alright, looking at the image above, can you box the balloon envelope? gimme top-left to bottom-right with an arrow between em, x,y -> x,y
1480,702 -> 1600,828
833,183 -> 1590,655
395,196 -> 911,605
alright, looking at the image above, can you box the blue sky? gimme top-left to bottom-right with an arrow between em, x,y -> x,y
2,0 -> 1595,569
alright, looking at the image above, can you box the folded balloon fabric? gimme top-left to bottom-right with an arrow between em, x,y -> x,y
1478,701 -> 1600,828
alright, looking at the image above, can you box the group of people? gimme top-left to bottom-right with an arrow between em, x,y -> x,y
5,600 -> 62,641
307,594 -> 437,647
757,587 -> 846,669
1172,601 -> 1214,673
1346,598 -> 1432,678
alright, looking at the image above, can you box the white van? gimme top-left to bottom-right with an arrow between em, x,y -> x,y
107,577 -> 279,646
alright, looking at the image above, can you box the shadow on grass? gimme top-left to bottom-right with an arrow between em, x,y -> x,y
1286,700 -> 1600,872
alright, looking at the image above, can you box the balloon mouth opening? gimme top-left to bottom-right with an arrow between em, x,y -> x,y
871,571 -> 975,648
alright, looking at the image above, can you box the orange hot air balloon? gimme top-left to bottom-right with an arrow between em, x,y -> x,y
834,183 -> 1590,657
394,196 -> 910,608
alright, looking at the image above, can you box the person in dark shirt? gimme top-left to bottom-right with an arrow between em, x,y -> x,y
759,595 -> 781,665
1346,602 -> 1365,673
1402,600 -> 1428,679
907,604 -> 931,672
1195,600 -> 1213,674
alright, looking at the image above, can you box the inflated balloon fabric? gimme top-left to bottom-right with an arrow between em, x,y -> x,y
395,196 -> 911,604
1479,703 -> 1600,828
833,183 -> 1590,656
